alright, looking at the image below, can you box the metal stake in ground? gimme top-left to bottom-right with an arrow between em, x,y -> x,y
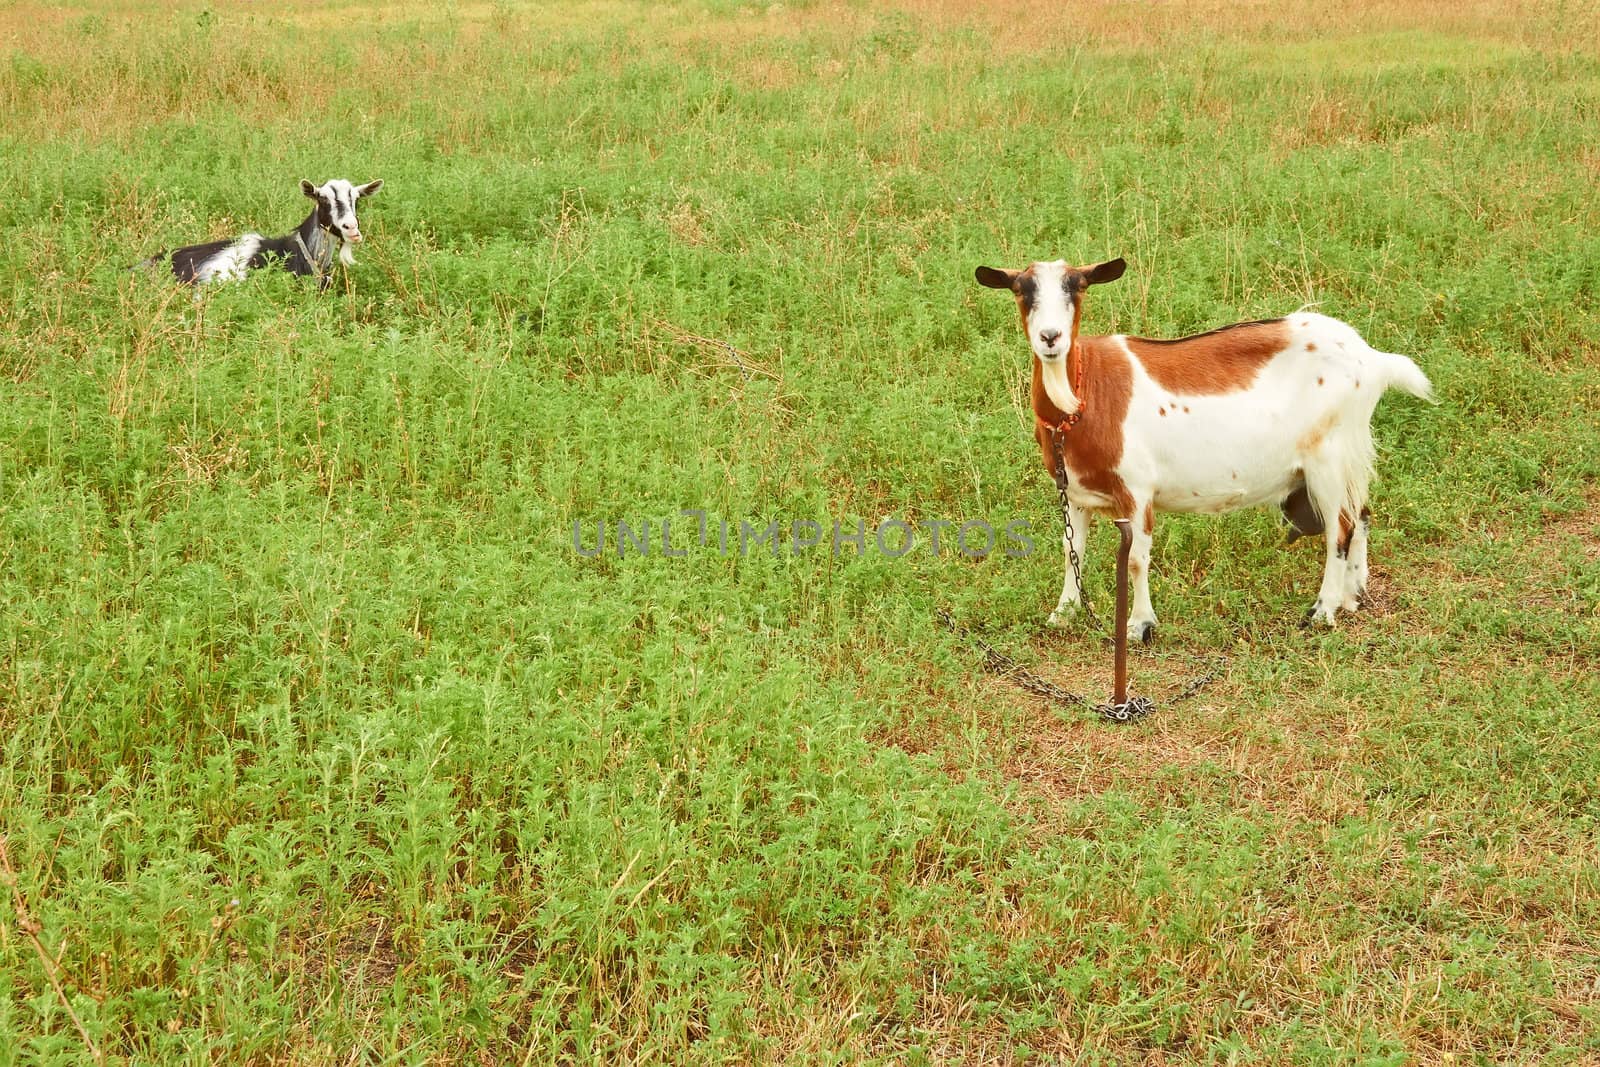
1113,518 -> 1130,705
1096,517 -> 1156,723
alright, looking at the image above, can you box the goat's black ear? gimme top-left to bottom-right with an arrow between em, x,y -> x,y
357,179 -> 383,198
300,179 -> 319,199
975,266 -> 1017,290
1084,257 -> 1127,286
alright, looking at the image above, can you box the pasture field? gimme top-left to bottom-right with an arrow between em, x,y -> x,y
3,0 -> 1600,1061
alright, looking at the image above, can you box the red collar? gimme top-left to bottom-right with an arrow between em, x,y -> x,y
1053,342 -> 1086,433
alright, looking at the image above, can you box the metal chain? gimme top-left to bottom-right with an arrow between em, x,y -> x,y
938,609 -> 1089,709
1167,661 -> 1227,705
1050,427 -> 1101,632
1097,695 -> 1157,724
984,646 -> 1091,709
937,610 -> 1228,725
1094,659 -> 1225,721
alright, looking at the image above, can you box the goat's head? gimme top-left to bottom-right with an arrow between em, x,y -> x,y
976,258 -> 1126,361
301,178 -> 383,248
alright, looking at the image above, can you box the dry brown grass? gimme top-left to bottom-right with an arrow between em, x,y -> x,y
890,0 -> 1599,54
7,0 -> 1595,147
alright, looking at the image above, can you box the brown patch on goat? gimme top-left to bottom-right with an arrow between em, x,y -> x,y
1336,510 -> 1356,557
1142,501 -> 1155,536
1033,335 -> 1135,517
1066,275 -> 1085,347
1297,411 -> 1339,454
1124,319 -> 1290,395
1010,265 -> 1037,329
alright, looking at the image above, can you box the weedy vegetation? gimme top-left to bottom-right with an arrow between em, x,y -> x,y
2,0 -> 1599,1062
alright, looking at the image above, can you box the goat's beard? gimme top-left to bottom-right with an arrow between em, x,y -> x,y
338,241 -> 356,267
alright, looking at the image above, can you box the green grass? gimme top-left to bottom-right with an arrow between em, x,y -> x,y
2,0 -> 1599,1061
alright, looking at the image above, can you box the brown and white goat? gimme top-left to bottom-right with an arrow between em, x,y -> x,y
976,257 -> 1434,641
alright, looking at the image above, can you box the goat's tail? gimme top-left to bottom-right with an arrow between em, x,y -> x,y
1375,350 -> 1436,404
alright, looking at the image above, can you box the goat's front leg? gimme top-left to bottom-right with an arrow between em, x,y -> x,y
1046,501 -> 1090,627
1127,503 -> 1158,644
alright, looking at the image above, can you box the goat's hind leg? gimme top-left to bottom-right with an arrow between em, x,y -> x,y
1344,505 -> 1371,611
1302,465 -> 1353,628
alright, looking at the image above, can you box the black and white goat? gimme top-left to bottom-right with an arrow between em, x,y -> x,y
141,178 -> 383,290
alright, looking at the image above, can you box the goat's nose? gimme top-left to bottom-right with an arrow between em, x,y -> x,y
1039,329 -> 1063,347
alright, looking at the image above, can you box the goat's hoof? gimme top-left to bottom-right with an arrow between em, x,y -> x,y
1129,620 -> 1156,645
1047,607 -> 1079,629
1301,602 -> 1337,629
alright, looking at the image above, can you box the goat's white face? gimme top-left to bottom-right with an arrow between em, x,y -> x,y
1021,260 -> 1075,361
301,178 -> 383,244
975,257 -> 1128,361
